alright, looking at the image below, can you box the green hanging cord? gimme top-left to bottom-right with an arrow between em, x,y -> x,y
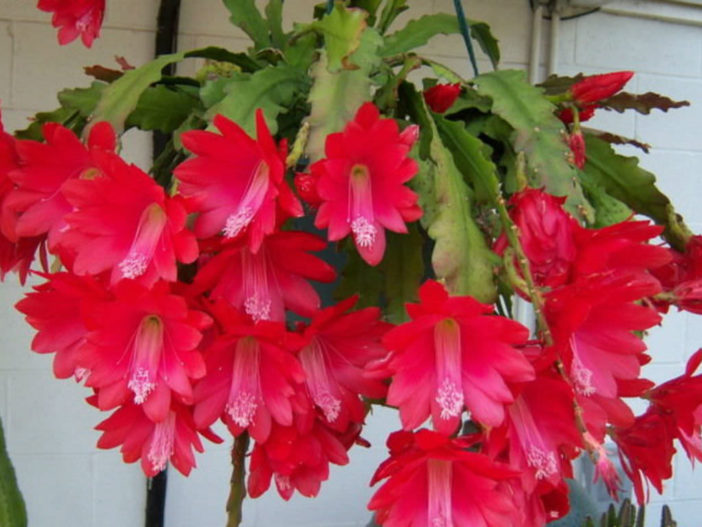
452,0 -> 479,77
326,0 -> 334,14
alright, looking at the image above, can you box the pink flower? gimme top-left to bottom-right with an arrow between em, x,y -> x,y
95,401 -> 219,477
423,83 -> 461,113
15,271 -> 110,379
80,280 -> 211,423
546,271 -> 661,402
175,111 -> 302,252
248,418 -> 361,500
312,102 -> 421,265
38,0 -> 105,47
6,121 -> 115,250
495,188 -> 579,289
297,296 -> 390,431
383,280 -> 534,434
192,231 -> 336,322
488,374 -> 581,491
60,151 -> 198,285
369,429 -> 520,527
193,302 -> 306,443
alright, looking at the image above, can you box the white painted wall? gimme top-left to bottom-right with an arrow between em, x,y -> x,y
0,0 -> 700,526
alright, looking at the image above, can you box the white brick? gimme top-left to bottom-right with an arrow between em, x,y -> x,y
165,422 -> 231,527
575,12 -> 702,77
12,22 -> 154,111
646,309 -> 687,365
0,374 -> 6,424
672,453 -> 702,500
637,151 -> 702,224
0,277 -> 47,372
7,371 -> 100,454
120,128 -> 153,172
179,0 -> 244,38
430,0 -> 532,65
11,453 -> 93,527
92,452 -> 146,527
1,108 -> 35,134
0,22 -> 12,106
0,2 -> 47,22
634,75 -> 702,152
102,0 -> 159,31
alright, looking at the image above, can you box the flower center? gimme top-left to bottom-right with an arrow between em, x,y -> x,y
223,161 -> 270,239
240,245 -> 281,323
226,337 -> 261,428
119,203 -> 167,280
509,396 -> 558,480
427,459 -> 453,527
128,315 -> 164,404
347,164 -> 376,248
570,336 -> 596,396
299,337 -> 342,423
147,411 -> 176,473
433,318 -> 464,420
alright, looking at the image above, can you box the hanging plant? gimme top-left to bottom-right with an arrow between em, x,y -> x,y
0,1 -> 699,526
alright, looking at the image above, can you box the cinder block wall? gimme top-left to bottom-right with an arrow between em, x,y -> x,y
0,1 -> 700,526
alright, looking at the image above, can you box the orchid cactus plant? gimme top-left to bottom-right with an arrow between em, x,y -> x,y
0,1 -> 700,526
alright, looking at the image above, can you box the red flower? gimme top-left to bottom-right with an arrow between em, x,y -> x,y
37,0 -> 105,47
572,220 -> 671,279
495,188 -> 579,289
567,131 -> 586,169
383,280 -> 534,434
653,235 -> 702,314
297,296 -> 390,431
648,349 -> 702,462
424,83 -> 461,113
369,429 -> 520,527
6,122 -> 115,250
571,71 -> 634,105
80,280 -> 210,423
0,110 -> 43,282
175,111 -> 301,252
60,151 -> 198,285
15,271 -> 109,379
248,419 -> 360,500
546,271 -> 661,401
558,105 -> 596,125
95,401 -> 218,477
192,231 -> 335,322
558,72 -> 633,125
293,171 -> 322,208
193,302 -> 306,443
612,409 -> 675,504
312,102 -> 421,266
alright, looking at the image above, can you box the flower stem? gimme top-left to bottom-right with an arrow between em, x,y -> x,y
226,432 -> 250,527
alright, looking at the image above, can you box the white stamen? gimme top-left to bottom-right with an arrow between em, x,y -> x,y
572,355 -> 595,396
147,413 -> 175,473
223,207 -> 254,238
226,391 -> 258,427
244,295 -> 272,323
276,474 -> 291,491
128,367 -> 156,404
315,392 -> 342,423
527,445 -> 559,480
351,216 -> 376,248
119,252 -> 148,279
74,367 -> 90,383
435,378 -> 464,419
